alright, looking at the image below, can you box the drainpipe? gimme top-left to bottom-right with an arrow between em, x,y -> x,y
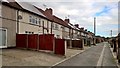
69,28 -> 72,48
43,21 -> 44,34
16,10 -> 19,34
51,22 -> 53,34
47,20 -> 49,34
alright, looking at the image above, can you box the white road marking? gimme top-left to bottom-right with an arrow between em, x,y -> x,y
97,44 -> 106,66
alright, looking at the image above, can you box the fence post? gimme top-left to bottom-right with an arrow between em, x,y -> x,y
53,37 -> 55,53
26,34 -> 28,49
37,34 -> 39,51
65,40 -> 67,56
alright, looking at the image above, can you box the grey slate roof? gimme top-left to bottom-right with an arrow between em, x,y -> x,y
17,2 -> 46,17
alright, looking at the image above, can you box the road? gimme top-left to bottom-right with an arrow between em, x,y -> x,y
52,42 -> 118,68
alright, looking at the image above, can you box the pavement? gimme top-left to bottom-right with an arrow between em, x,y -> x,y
109,45 -> 120,68
53,42 -> 118,68
1,46 -> 90,66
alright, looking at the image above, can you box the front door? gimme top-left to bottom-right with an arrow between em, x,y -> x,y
0,28 -> 7,48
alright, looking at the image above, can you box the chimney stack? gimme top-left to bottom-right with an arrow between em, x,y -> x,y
64,19 -> 70,23
81,27 -> 84,30
45,8 -> 53,15
74,24 -> 79,28
85,29 -> 87,31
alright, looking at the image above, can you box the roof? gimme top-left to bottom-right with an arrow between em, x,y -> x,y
35,6 -> 71,28
53,15 -> 69,27
17,2 -> 46,17
2,1 -> 23,10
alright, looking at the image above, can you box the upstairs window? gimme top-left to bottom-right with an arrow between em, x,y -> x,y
55,23 -> 58,30
39,19 -> 41,26
42,21 -> 44,26
52,23 -> 54,29
56,35 -> 60,38
29,16 -> 32,22
35,18 -> 37,24
32,18 -> 35,24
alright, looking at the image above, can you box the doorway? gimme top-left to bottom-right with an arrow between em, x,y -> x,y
0,28 -> 7,48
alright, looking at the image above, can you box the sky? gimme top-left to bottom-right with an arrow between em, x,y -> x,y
4,0 -> 119,37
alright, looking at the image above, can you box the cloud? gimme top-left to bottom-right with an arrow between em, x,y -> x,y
16,0 -> 119,2
29,1 -> 118,37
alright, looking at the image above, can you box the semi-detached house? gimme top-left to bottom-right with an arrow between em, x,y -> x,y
1,1 -> 52,48
17,2 -> 49,35
36,7 -> 70,39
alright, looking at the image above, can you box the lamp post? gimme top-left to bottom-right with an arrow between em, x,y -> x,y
93,17 -> 96,45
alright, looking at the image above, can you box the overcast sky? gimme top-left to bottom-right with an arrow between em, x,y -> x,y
11,0 -> 120,37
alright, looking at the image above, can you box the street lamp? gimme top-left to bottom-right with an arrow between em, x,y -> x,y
93,17 -> 96,45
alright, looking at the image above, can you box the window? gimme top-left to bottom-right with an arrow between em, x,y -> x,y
32,18 -> 35,24
55,23 -> 58,30
52,23 -> 54,29
29,16 -> 32,22
56,35 -> 60,38
35,18 -> 37,24
42,21 -> 44,23
39,19 -> 41,26
29,16 -> 39,25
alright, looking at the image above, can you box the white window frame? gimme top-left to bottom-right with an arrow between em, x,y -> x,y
39,19 -> 41,26
29,16 -> 32,23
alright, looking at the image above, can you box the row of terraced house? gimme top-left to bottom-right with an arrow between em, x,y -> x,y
0,1 -> 104,49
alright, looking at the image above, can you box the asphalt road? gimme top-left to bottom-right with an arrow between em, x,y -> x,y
52,42 -> 118,68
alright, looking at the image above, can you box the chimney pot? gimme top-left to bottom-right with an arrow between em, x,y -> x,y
74,24 -> 79,28
64,19 -> 70,23
81,27 -> 84,30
